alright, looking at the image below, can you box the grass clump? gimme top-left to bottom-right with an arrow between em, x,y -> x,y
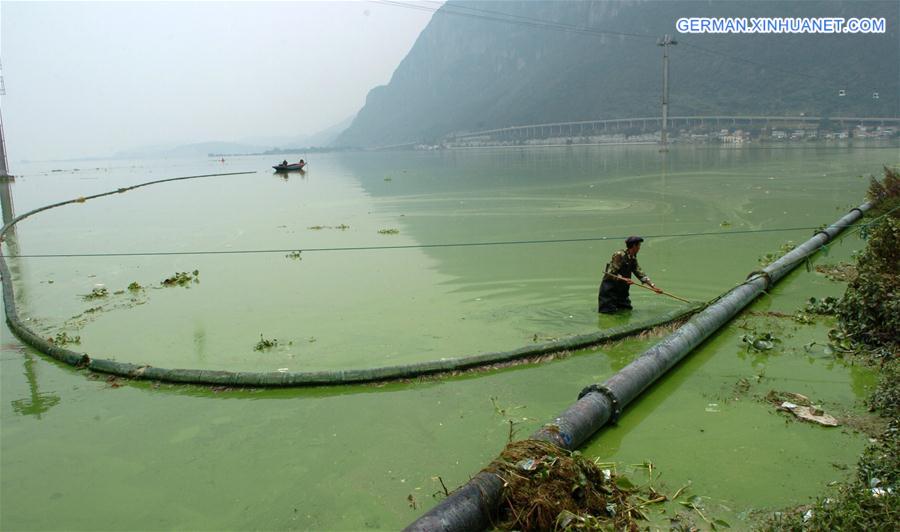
378,228 -> 400,235
485,440 -> 639,531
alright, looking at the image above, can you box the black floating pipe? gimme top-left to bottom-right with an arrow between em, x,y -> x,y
0,171 -> 702,388
405,201 -> 872,532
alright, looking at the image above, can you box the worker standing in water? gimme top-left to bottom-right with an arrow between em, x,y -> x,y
598,236 -> 662,313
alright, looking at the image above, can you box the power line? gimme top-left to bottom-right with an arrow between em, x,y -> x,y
374,0 -> 656,40
375,1 -> 868,90
6,225 -> 846,259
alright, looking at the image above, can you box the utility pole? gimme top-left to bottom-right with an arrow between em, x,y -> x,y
657,34 -> 677,152
0,58 -> 10,180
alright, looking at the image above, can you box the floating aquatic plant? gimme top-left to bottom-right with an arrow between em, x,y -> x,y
759,241 -> 797,267
49,331 -> 81,346
378,228 -> 400,235
161,270 -> 199,287
805,296 -> 840,315
741,332 -> 781,351
254,334 -> 278,351
82,287 -> 108,300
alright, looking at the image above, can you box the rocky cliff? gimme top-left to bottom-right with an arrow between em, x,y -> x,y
335,0 -> 899,147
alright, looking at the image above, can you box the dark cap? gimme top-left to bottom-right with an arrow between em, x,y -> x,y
625,236 -> 644,247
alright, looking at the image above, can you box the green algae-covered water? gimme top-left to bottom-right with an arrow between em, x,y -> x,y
1,144 -> 896,529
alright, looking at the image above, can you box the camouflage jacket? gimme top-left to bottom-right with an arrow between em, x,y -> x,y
606,249 -> 650,283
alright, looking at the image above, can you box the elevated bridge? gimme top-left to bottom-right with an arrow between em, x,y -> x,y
446,115 -> 900,142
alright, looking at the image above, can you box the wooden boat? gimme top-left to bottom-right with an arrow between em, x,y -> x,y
272,162 -> 306,172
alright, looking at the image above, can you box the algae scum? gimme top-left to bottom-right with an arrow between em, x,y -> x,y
1,145 -> 896,529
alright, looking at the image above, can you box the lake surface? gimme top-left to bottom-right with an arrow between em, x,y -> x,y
1,143 -> 896,529
4,144 -> 893,371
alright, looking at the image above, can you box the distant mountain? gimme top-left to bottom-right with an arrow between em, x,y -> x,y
239,114 -> 355,150
336,0 -> 899,147
115,114 -> 357,158
308,114 -> 356,147
114,141 -> 266,159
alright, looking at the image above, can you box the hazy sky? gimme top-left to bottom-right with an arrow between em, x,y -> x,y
1,1 -> 438,161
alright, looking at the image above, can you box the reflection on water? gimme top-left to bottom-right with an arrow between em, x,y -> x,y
10,351 -> 60,419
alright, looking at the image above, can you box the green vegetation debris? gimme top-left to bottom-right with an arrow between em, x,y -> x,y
793,312 -> 815,324
740,332 -> 781,351
485,440 -> 640,531
254,334 -> 279,351
307,224 -> 350,230
285,250 -> 302,260
127,281 -> 142,291
759,241 -> 797,266
48,331 -> 81,346
720,220 -> 732,227
82,287 -> 108,300
815,262 -> 857,282
758,253 -> 778,267
378,228 -> 400,235
805,296 -> 840,315
161,270 -> 199,287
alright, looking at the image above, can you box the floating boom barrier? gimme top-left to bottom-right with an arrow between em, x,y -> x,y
405,200 -> 872,531
0,171 -> 701,387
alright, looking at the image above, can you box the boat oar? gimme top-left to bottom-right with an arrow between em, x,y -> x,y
604,272 -> 693,304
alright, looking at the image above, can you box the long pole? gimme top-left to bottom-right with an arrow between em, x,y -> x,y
603,272 -> 692,303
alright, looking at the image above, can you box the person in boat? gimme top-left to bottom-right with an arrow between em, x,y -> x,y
298,159 -> 306,168
598,236 -> 662,313
281,160 -> 289,166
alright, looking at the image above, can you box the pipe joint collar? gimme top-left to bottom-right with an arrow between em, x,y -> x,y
578,384 -> 622,422
745,270 -> 773,291
812,229 -> 832,243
